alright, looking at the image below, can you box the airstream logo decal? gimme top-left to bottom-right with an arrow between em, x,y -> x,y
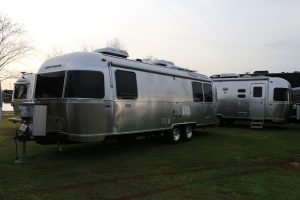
45,64 -> 62,69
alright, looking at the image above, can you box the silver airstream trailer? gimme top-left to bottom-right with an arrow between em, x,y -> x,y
211,74 -> 292,128
9,73 -> 36,123
17,48 -> 217,149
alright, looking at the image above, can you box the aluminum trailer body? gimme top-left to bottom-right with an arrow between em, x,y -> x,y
9,73 -> 36,123
19,48 -> 217,145
212,75 -> 292,127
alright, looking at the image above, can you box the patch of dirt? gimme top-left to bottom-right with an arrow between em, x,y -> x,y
31,174 -> 147,196
61,181 -> 97,190
108,185 -> 181,200
280,131 -> 300,135
219,168 -> 270,178
277,161 -> 300,169
288,162 -> 300,168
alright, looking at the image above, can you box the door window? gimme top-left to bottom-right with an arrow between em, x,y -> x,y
253,87 -> 262,98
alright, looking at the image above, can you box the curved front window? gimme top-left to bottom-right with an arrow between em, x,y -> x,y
35,70 -> 104,99
35,72 -> 65,98
65,71 -> 104,98
14,84 -> 28,99
273,88 -> 290,101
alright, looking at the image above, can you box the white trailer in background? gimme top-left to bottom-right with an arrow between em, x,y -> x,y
211,74 -> 293,128
9,73 -> 36,123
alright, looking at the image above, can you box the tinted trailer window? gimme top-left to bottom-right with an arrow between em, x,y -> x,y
115,70 -> 138,99
274,88 -> 289,101
35,72 -> 65,98
253,87 -> 262,97
192,82 -> 203,102
65,71 -> 104,98
14,84 -> 27,99
203,83 -> 213,102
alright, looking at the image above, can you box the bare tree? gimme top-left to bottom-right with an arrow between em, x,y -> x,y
0,14 -> 32,78
143,55 -> 154,62
0,69 -> 19,81
105,38 -> 124,50
78,44 -> 95,52
46,46 -> 64,58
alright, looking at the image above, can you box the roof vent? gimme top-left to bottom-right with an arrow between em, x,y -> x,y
253,70 -> 269,75
241,75 -> 252,78
94,47 -> 129,58
147,59 -> 175,67
219,73 -> 240,78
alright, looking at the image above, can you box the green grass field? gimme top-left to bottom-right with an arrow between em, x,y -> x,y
0,115 -> 300,200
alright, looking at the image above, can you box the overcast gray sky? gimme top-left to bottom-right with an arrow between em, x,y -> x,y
1,0 -> 300,89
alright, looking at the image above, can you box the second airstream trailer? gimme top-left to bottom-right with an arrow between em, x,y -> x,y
292,87 -> 300,120
17,48 -> 217,146
9,73 -> 36,123
212,74 -> 292,128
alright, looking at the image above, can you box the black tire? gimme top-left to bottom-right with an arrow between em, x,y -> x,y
167,127 -> 181,144
215,116 -> 222,127
118,135 -> 136,144
224,119 -> 235,125
182,126 -> 193,141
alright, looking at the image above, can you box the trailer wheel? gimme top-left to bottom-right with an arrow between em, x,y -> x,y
168,127 -> 181,144
182,126 -> 193,141
224,119 -> 235,125
215,116 -> 222,127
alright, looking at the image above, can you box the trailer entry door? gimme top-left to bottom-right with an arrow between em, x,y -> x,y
250,84 -> 265,119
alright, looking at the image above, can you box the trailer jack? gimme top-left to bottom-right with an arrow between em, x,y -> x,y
14,130 -> 32,164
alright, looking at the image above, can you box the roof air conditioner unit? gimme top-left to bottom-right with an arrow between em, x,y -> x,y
94,47 -> 129,58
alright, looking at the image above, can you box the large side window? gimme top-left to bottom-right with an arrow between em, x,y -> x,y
115,70 -> 138,99
35,72 -> 65,98
192,82 -> 203,102
65,71 -> 104,98
203,83 -> 213,102
274,88 -> 289,101
253,87 -> 262,98
14,84 -> 28,99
